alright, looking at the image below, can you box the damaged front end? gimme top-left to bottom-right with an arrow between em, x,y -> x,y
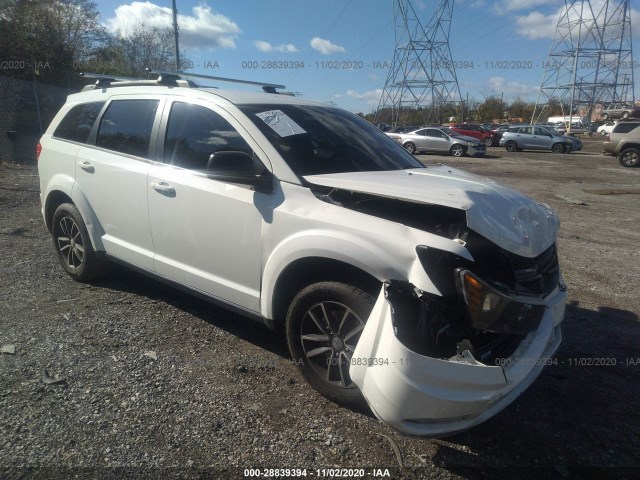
349,242 -> 567,436
305,167 -> 567,435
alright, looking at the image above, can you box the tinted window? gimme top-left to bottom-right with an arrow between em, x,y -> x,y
96,99 -> 159,158
164,102 -> 253,170
239,104 -> 423,176
613,122 -> 640,134
53,102 -> 105,143
426,129 -> 445,138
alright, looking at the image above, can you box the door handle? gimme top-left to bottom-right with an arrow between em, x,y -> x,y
151,182 -> 176,196
78,161 -> 94,173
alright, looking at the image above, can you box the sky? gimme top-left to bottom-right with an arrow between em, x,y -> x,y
94,0 -> 639,114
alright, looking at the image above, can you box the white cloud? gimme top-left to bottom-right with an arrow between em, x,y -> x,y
345,88 -> 383,105
514,11 -> 558,39
487,77 -> 539,97
492,0 -> 559,15
310,37 -> 346,55
253,40 -> 298,53
513,1 -> 639,41
107,2 -> 240,49
458,0 -> 487,8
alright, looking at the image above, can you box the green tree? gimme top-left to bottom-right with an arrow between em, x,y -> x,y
0,0 -> 105,85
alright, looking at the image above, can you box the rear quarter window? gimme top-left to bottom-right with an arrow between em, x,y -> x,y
53,102 -> 105,143
612,123 -> 640,134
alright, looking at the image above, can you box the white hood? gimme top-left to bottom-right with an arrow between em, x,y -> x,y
304,166 -> 559,258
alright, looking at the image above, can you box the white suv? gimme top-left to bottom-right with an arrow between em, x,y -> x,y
38,72 -> 567,436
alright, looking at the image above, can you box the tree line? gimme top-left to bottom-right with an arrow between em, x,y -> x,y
367,96 -> 568,126
0,0 -> 186,88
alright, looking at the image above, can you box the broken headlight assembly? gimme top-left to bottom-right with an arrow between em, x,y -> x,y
456,269 -> 546,334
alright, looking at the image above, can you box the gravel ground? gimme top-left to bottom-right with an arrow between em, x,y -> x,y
1,137 -> 639,479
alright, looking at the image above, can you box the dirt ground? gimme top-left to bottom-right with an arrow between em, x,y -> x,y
1,137 -> 639,479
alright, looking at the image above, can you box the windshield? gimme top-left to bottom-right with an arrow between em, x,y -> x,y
239,104 -> 423,176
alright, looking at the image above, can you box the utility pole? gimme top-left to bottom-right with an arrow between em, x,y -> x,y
172,0 -> 181,71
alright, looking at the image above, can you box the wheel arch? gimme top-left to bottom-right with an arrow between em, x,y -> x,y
44,190 -> 73,232
269,257 -> 381,330
44,182 -> 106,251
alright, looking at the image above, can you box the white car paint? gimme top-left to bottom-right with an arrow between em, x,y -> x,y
304,167 -> 559,258
39,82 -> 567,437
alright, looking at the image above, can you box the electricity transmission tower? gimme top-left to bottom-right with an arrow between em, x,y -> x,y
374,0 -> 462,126
531,0 -> 635,126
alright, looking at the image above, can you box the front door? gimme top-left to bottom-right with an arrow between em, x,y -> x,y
148,100 -> 269,313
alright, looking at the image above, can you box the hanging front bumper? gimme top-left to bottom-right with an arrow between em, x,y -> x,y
349,284 -> 566,436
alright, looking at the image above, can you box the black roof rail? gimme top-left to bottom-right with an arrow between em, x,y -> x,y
147,69 -> 286,93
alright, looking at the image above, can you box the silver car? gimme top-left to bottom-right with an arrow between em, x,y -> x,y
386,127 -> 486,157
499,125 -> 580,153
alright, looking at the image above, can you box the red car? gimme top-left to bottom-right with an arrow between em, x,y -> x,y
449,123 -> 499,147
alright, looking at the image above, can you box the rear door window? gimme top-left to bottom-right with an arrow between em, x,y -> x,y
96,99 -> 159,158
53,102 -> 105,143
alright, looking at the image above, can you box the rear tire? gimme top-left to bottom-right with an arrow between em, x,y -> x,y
619,148 -> 640,168
505,141 -> 518,152
622,111 -> 629,119
602,113 -> 609,120
51,203 -> 107,282
285,281 -> 375,409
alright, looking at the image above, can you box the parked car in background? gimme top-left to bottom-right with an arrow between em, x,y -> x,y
386,127 -> 486,157
597,121 -> 617,136
449,123 -> 499,147
601,103 -> 639,121
555,123 -> 586,135
602,119 -> 640,167
376,123 -> 391,132
390,125 -> 421,134
500,125 -> 581,153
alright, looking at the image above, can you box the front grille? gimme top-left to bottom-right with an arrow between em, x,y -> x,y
503,244 -> 559,297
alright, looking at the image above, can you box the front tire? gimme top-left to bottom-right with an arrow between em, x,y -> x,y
286,281 -> 375,409
483,137 -> 493,147
404,142 -> 416,155
619,148 -> 640,167
622,111 -> 629,119
505,141 -> 518,152
450,144 -> 466,157
51,203 -> 107,282
551,143 -> 565,154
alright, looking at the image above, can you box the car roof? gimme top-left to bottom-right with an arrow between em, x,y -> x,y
65,84 -> 330,108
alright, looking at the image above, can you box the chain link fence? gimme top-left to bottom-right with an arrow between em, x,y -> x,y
0,75 -> 70,164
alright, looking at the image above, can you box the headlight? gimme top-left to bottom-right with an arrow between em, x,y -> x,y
457,269 -> 546,334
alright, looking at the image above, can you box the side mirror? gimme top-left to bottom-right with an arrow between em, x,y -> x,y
206,151 -> 273,193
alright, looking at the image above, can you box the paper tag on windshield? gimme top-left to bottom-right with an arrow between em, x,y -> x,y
256,110 -> 306,137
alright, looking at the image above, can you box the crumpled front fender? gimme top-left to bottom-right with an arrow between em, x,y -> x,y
349,285 -> 566,436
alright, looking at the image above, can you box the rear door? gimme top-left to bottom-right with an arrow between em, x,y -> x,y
75,97 -> 162,270
147,99 -> 269,313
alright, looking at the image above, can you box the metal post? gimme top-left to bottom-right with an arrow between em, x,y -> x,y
172,0 -> 181,71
